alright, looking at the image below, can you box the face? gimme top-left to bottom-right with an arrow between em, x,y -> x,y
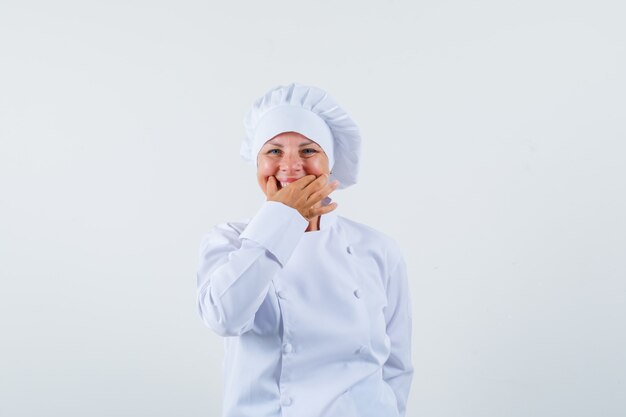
257,131 -> 330,196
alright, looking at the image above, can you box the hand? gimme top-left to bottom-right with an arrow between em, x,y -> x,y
265,174 -> 340,220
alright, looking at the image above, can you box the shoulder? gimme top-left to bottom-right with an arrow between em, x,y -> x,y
336,215 -> 401,250
335,215 -> 405,271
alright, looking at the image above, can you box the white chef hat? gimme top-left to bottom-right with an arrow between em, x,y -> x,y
241,82 -> 361,189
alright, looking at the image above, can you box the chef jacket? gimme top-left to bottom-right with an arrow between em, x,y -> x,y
196,201 -> 413,417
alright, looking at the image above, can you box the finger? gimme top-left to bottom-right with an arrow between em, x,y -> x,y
294,174 -> 318,190
301,173 -> 330,198
266,175 -> 278,197
292,175 -> 324,206
310,202 -> 338,217
306,179 -> 340,205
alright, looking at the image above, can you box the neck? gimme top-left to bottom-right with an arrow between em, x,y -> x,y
305,216 -> 320,232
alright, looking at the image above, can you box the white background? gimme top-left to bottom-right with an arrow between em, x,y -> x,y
1,1 -> 625,416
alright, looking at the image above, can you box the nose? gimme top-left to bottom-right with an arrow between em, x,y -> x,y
279,152 -> 303,174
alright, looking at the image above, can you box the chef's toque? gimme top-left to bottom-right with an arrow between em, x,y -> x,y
241,82 -> 361,189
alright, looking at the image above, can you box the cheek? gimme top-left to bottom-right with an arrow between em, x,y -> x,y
304,157 -> 330,176
257,159 -> 276,176
257,159 -> 276,190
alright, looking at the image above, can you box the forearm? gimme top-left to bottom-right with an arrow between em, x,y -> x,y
196,201 -> 308,336
384,362 -> 413,417
382,253 -> 413,416
197,240 -> 282,336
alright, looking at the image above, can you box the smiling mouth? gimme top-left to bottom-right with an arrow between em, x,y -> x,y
276,182 -> 290,191
276,178 -> 300,190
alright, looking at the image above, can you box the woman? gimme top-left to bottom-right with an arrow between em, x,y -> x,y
196,83 -> 413,417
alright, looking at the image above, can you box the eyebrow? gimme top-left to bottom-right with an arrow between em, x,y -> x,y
266,141 -> 317,148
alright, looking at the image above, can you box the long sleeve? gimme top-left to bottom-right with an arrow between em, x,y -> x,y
382,254 -> 414,417
196,201 -> 308,337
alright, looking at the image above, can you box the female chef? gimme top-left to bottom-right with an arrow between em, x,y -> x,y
196,83 -> 413,417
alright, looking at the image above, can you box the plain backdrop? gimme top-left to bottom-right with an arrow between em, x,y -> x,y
1,1 -> 625,416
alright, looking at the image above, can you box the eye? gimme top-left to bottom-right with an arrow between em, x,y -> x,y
301,148 -> 318,155
266,148 -> 282,155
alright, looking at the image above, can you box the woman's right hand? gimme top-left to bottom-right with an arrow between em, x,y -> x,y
265,174 -> 339,220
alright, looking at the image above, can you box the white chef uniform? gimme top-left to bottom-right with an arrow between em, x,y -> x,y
196,200 -> 413,417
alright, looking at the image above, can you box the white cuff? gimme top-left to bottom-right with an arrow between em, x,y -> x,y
239,201 -> 308,267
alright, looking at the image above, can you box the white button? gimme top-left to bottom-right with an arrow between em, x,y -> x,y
353,288 -> 361,299
346,245 -> 353,254
282,343 -> 293,354
357,345 -> 369,355
281,396 -> 292,406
